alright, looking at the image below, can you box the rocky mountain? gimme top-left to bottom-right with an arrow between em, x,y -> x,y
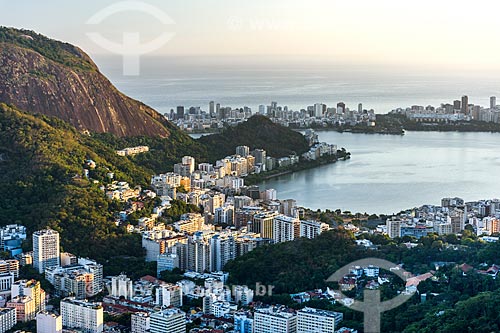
0,27 -> 172,137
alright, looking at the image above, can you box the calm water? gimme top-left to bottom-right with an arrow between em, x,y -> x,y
94,56 -> 500,213
94,55 -> 500,114
259,131 -> 500,214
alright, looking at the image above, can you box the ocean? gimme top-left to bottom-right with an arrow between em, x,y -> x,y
93,55 -> 500,115
93,55 -> 500,213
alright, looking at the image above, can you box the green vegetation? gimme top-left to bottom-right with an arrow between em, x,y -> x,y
93,115 -> 314,174
103,256 -> 156,281
0,103 -> 326,264
0,104 -> 149,261
164,199 -> 202,222
225,229 -> 361,293
0,26 -> 95,71
403,288 -> 500,332
225,229 -> 500,332
198,115 -> 310,161
92,131 -> 209,174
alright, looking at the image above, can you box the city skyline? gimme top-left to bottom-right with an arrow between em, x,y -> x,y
2,12 -> 500,331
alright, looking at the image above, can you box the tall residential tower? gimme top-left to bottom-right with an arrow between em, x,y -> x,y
33,229 -> 60,274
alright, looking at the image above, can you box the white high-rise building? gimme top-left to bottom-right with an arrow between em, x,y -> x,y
251,211 -> 280,239
265,189 -> 277,201
259,105 -> 266,114
155,283 -> 183,308
272,215 -> 298,243
235,146 -> 250,157
78,258 -> 104,295
0,273 -> 14,298
131,312 -> 150,333
61,298 -> 103,333
233,285 -> 254,305
254,307 -> 297,333
33,229 -> 60,274
252,149 -> 267,165
214,206 -> 234,225
297,307 -> 343,333
314,103 -> 323,118
0,308 -> 16,333
210,233 -> 236,272
110,274 -> 134,299
300,220 -> 328,239
181,156 -> 196,174
157,253 -> 179,277
210,301 -> 237,317
37,311 -> 62,333
149,308 -> 186,333
386,218 -> 402,238
234,312 -> 253,333
186,232 -> 211,273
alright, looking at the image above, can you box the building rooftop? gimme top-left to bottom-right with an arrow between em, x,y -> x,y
33,229 -> 59,236
298,307 -> 343,318
37,311 -> 61,318
8,295 -> 33,304
132,312 -> 149,318
0,308 -> 15,315
62,297 -> 102,310
255,306 -> 296,319
151,307 -> 184,318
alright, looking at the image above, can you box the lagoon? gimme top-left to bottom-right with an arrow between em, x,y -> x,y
259,131 -> 500,214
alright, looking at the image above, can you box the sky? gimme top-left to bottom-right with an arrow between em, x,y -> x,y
1,0 -> 500,70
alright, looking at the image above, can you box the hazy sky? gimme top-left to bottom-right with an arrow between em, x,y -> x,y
1,0 -> 500,69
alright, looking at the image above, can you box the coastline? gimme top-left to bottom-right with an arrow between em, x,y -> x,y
244,151 -> 351,186
185,117 -> 500,141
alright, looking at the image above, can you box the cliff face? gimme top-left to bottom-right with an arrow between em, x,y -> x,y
0,27 -> 171,137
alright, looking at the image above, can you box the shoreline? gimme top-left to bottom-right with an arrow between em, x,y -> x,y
244,152 -> 351,185
186,115 -> 500,137
188,126 -> 500,136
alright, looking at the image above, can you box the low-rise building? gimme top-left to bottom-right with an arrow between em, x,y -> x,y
149,308 -> 185,333
37,311 -> 63,333
297,307 -> 343,333
61,298 -> 103,333
116,146 -> 149,156
299,220 -> 329,239
0,273 -> 14,298
157,253 -> 179,277
0,225 -> 26,257
110,274 -> 134,299
131,312 -> 150,333
254,307 -> 297,333
0,308 -> 16,333
155,283 -> 183,308
7,295 -> 35,322
11,279 -> 45,315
